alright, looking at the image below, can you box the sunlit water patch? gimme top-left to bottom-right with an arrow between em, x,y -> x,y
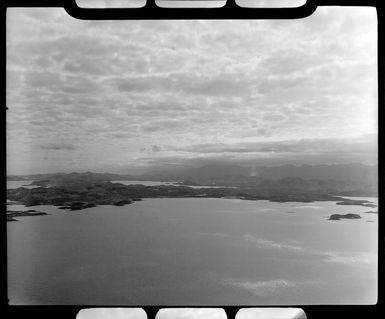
7,180 -> 39,189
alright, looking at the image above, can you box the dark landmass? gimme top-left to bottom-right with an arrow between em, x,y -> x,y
7,172 -> 359,212
7,171 -> 138,182
364,211 -> 378,214
328,213 -> 362,221
7,210 -> 48,222
336,199 -> 370,205
140,163 -> 377,186
7,163 -> 378,197
362,203 -> 377,208
336,199 -> 377,208
57,202 -> 98,210
29,172 -> 105,188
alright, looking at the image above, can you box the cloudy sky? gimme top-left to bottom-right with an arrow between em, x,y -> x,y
6,6 -> 377,175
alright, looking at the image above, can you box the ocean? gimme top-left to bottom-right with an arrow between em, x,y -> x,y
7,191 -> 378,305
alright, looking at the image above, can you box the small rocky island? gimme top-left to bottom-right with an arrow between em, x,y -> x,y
7,210 -> 48,222
328,213 -> 362,221
336,199 -> 377,208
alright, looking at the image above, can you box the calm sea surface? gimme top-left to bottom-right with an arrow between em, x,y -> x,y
7,193 -> 378,305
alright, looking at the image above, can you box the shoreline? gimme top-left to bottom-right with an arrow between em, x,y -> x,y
7,177 -> 377,220
6,189 -> 378,222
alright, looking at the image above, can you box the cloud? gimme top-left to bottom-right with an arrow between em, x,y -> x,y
115,73 -> 252,96
151,145 -> 162,152
140,119 -> 188,132
140,145 -> 163,153
6,7 -> 378,174
149,134 -> 377,167
40,142 -> 77,151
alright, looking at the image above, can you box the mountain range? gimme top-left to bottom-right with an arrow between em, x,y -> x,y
7,163 -> 377,183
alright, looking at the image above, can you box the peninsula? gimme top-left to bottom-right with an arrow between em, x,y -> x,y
7,210 -> 48,222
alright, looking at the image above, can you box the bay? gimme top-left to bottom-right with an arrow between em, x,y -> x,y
7,197 -> 378,305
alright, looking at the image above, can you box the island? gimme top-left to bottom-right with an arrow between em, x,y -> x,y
6,173 -> 377,217
328,213 -> 362,221
336,199 -> 377,208
7,210 -> 48,222
7,174 -> 344,209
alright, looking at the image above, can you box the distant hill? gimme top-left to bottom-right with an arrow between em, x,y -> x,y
7,163 -> 377,196
8,163 -> 377,182
252,163 -> 377,182
136,163 -> 377,186
7,162 -> 378,197
7,171 -> 139,182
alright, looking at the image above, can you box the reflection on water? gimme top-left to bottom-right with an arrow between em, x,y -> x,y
112,180 -> 177,187
6,180 -> 39,189
111,180 -> 236,188
7,197 -> 377,305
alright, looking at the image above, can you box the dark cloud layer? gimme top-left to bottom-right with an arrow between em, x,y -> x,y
40,143 -> 77,151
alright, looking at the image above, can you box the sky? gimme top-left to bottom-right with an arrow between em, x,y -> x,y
6,6 -> 378,175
